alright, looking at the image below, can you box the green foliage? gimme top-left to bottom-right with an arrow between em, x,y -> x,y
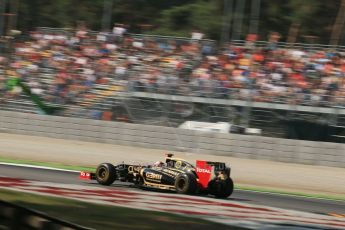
189,2 -> 223,39
257,0 -> 340,43
12,0 -> 343,43
154,1 -> 222,39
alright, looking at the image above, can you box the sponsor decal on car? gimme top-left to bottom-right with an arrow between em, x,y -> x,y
80,171 -> 92,180
128,165 -> 141,173
196,160 -> 213,189
175,160 -> 182,169
196,168 -> 211,174
145,172 -> 162,181
161,168 -> 180,177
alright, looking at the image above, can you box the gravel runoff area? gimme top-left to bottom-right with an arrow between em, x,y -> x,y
0,133 -> 344,197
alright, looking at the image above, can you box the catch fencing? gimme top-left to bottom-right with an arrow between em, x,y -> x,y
0,110 -> 344,168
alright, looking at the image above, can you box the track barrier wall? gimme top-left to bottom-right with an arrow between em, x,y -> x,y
0,110 -> 344,168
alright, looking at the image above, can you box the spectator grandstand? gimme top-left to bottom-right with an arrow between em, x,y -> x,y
2,27 -> 345,106
1,27 -> 345,141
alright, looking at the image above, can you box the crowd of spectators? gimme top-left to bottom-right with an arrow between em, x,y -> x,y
1,26 -> 345,110
0,25 -> 201,107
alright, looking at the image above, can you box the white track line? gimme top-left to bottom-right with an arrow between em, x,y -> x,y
0,162 -> 80,173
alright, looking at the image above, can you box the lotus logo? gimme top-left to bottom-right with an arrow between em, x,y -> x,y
196,168 -> 211,173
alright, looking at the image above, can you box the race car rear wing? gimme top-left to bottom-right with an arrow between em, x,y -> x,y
195,160 -> 212,189
205,161 -> 227,171
195,160 -> 230,189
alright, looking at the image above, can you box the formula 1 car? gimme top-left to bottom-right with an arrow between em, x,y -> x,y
80,154 -> 234,198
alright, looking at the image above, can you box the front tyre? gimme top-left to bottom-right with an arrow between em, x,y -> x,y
175,173 -> 197,194
208,177 -> 234,198
96,163 -> 116,185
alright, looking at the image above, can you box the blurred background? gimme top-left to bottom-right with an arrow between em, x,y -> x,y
0,3 -> 345,229
2,0 -> 345,43
1,0 -> 345,143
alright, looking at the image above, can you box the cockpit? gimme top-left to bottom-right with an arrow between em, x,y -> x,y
165,154 -> 195,170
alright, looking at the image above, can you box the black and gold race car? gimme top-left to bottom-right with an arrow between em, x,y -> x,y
80,154 -> 234,198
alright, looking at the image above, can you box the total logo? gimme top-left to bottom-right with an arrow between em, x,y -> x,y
196,168 -> 211,174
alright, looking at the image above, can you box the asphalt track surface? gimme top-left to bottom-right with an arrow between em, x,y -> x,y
0,164 -> 344,215
1,133 -> 344,198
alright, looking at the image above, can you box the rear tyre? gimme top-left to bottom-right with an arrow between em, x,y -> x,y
208,177 -> 234,198
175,173 -> 197,194
96,163 -> 116,185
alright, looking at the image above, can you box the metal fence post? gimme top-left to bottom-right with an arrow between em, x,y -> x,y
249,0 -> 261,35
231,0 -> 246,41
101,0 -> 113,31
220,0 -> 234,45
0,0 -> 6,37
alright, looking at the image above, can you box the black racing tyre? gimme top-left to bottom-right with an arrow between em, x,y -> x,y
96,163 -> 116,185
208,177 -> 234,198
175,173 -> 197,194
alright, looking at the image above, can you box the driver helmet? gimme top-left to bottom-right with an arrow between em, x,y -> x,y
153,161 -> 165,167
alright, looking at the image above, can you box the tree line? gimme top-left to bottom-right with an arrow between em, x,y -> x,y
4,0 -> 344,44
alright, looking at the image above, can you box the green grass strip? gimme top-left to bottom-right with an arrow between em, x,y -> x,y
235,185 -> 345,202
0,157 -> 95,172
1,157 -> 344,202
